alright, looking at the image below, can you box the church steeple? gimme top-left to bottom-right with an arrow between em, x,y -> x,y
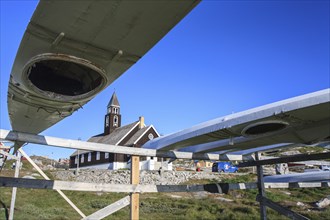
104,92 -> 121,135
107,92 -> 120,109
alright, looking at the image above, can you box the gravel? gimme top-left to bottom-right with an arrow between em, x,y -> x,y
52,169 -> 223,185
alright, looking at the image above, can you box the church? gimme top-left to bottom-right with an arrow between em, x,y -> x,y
69,92 -> 171,170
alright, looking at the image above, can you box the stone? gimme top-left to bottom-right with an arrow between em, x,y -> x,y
22,175 -> 36,179
296,202 -> 305,207
216,197 -> 233,202
315,197 -> 330,208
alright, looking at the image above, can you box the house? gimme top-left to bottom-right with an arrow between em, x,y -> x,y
69,92 -> 171,170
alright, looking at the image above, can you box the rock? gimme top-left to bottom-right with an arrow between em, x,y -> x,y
315,197 -> 330,208
281,191 -> 291,195
216,197 -> 233,202
193,191 -> 208,199
170,195 -> 182,198
22,175 -> 36,179
52,169 -> 223,185
297,202 -> 305,207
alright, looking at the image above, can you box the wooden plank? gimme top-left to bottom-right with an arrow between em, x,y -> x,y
18,149 -> 86,218
0,129 -> 239,161
83,196 -> 130,220
1,177 -> 328,193
8,151 -> 21,220
0,150 -> 18,160
265,182 -> 330,188
130,156 -> 140,220
257,195 -> 310,220
255,152 -> 267,220
0,177 -> 204,192
239,152 -> 330,167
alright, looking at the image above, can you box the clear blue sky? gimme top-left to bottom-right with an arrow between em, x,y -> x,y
1,1 -> 329,159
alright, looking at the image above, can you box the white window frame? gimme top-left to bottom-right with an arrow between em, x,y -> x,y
75,156 -> 78,164
96,152 -> 100,160
105,116 -> 109,127
88,152 -> 91,162
81,154 -> 84,163
105,152 -> 109,159
113,115 -> 118,127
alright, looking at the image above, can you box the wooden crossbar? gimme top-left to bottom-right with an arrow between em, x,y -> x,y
0,129 -> 243,161
1,177 -> 328,193
83,196 -> 130,220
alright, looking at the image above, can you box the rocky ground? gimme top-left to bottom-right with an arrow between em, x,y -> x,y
52,169 -> 226,185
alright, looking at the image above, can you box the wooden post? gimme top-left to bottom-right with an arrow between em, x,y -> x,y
130,155 -> 140,220
130,116 -> 144,219
9,151 -> 21,220
255,152 -> 267,220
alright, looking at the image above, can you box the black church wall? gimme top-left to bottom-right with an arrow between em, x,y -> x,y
118,125 -> 139,146
69,151 -> 115,168
135,128 -> 159,148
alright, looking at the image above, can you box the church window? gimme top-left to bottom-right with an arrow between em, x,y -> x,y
96,152 -> 100,160
88,152 -> 91,162
108,108 -> 111,114
114,115 -> 118,126
105,116 -> 109,127
148,133 -> 154,140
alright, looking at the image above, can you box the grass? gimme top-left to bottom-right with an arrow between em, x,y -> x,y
1,185 -> 329,220
139,192 -> 286,220
0,169 -> 329,220
297,146 -> 328,154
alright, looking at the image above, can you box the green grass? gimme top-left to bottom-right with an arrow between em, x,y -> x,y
297,146 -> 328,154
1,186 -> 329,220
0,172 -> 329,220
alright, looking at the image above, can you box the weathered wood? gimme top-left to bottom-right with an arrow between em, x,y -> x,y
18,149 -> 86,218
83,196 -> 130,220
257,195 -> 310,220
0,129 -> 241,161
255,152 -> 267,220
1,177 -> 328,193
130,156 -> 140,220
239,152 -> 330,167
8,151 -> 21,220
0,150 -> 18,160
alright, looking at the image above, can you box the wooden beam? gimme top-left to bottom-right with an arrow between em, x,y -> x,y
83,196 -> 130,220
239,152 -> 330,167
0,150 -> 18,160
257,195 -> 310,220
255,152 -> 267,220
0,129 -> 240,161
130,156 -> 140,220
8,151 -> 21,220
1,177 -> 328,193
0,177 -> 204,192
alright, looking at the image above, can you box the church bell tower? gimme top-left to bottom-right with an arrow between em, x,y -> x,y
104,92 -> 121,135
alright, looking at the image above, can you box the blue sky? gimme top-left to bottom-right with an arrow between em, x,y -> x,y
1,1 -> 329,159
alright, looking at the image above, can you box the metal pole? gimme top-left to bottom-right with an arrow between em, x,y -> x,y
255,152 -> 267,220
